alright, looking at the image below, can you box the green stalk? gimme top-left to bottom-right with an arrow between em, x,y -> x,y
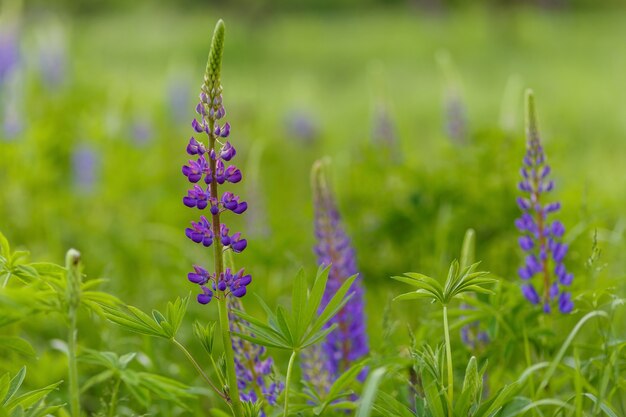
172,338 -> 225,401
108,378 -> 121,417
68,311 -> 80,417
283,350 -> 297,417
217,297 -> 245,417
442,305 -> 453,417
65,249 -> 82,417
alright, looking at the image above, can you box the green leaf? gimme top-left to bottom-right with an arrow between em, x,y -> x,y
101,304 -> 168,339
4,367 -> 26,405
0,337 -> 36,358
291,269 -> 307,341
0,231 -> 10,257
302,266 -> 330,332
5,381 -> 61,410
355,367 -> 387,417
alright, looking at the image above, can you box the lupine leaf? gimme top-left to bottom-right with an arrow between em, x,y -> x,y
0,337 -> 35,358
5,382 -> 61,410
355,367 -> 387,417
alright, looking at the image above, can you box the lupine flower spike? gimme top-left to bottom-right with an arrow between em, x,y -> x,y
515,90 -> 574,314
181,19 -> 247,414
182,21 -> 249,306
436,50 -> 468,144
303,159 -> 369,392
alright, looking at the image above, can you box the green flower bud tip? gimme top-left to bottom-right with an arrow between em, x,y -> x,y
203,19 -> 225,97
525,89 -> 538,144
65,248 -> 82,310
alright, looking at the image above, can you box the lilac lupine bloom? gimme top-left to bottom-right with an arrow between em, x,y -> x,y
72,144 -> 98,191
284,109 -> 318,145
371,103 -> 399,155
228,297 -> 284,414
36,25 -> 67,88
0,24 -> 19,85
181,29 -> 250,305
460,305 -> 489,351
303,160 -> 369,391
515,90 -> 573,314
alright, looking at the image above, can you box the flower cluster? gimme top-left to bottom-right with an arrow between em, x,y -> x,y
181,62 -> 250,305
228,297 -> 284,414
515,91 -> 573,314
303,160 -> 369,391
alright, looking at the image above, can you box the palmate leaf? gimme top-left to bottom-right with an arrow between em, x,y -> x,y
232,265 -> 355,352
393,261 -> 495,306
101,296 -> 189,339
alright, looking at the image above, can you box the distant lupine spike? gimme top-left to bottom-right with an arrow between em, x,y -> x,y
303,159 -> 369,391
181,20 -> 250,305
36,24 -> 67,88
371,102 -> 399,154
515,90 -> 573,314
228,296 -> 284,415
72,144 -> 98,191
436,50 -> 468,144
285,109 -> 318,145
0,24 -> 19,85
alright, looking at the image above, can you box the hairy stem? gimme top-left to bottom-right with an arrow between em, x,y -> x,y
172,337 -> 225,401
283,350 -> 297,417
442,305 -> 453,417
108,378 -> 121,417
67,311 -> 80,417
217,297 -> 245,416
207,106 -> 244,417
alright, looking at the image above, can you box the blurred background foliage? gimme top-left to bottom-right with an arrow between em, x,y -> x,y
1,0 -> 625,413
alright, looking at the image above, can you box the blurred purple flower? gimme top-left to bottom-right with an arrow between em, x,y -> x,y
0,25 -> 19,85
72,144 -> 98,191
228,297 -> 284,414
284,109 -> 318,145
303,160 -> 369,392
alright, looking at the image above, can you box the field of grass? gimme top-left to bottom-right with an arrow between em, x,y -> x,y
1,4 -> 625,417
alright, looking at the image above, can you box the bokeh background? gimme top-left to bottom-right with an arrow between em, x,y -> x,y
1,0 -> 625,413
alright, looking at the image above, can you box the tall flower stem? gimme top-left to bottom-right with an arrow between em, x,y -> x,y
217,297 -> 245,416
442,305 -> 453,417
108,378 -> 121,417
65,249 -> 82,417
207,86 -> 244,417
283,350 -> 297,417
68,310 -> 80,417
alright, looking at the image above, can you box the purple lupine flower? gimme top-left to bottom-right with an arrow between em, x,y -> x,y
459,304 -> 489,351
443,90 -> 467,144
72,144 -> 98,191
36,25 -> 67,88
515,90 -> 573,314
436,51 -> 468,144
167,73 -> 192,123
181,34 -> 250,305
0,24 -> 19,85
284,109 -> 318,145
303,160 -> 369,392
228,297 -> 284,414
131,116 -> 153,147
371,102 -> 399,157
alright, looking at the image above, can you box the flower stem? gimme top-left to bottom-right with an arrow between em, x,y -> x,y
172,337 -> 225,401
442,305 -> 453,417
108,378 -> 121,417
217,297 -> 245,417
67,311 -> 80,417
283,350 -> 297,417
